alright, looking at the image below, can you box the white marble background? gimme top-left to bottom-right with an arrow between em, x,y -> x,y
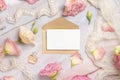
0,0 -> 98,80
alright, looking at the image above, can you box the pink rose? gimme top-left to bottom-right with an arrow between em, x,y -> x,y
71,75 -> 91,80
26,0 -> 38,4
63,0 -> 87,16
39,62 -> 62,79
0,0 -> 7,11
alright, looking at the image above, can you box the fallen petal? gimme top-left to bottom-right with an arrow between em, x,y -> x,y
3,76 -> 15,80
70,52 -> 83,67
26,0 -> 38,4
71,75 -> 91,80
91,47 -> 105,61
101,23 -> 114,32
4,38 -> 21,56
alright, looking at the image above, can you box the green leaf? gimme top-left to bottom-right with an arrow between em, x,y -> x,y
87,10 -> 92,24
32,21 -> 36,27
17,39 -> 23,44
3,49 -> 8,54
51,75 -> 57,80
33,27 -> 39,34
51,72 -> 58,80
31,21 -> 36,30
71,62 -> 76,67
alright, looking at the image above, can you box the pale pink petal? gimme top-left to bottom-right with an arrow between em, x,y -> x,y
91,47 -> 105,61
101,23 -> 115,32
102,26 -> 114,32
71,75 -> 91,80
4,38 -> 21,56
70,51 -> 83,67
3,76 -> 15,80
63,0 -> 87,16
26,0 -> 38,4
0,0 -> 7,11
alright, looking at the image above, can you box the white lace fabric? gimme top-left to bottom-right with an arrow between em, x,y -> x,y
86,0 -> 120,80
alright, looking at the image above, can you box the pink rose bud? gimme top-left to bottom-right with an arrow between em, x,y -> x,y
26,0 -> 38,4
63,0 -> 87,16
71,75 -> 91,80
0,0 -> 7,11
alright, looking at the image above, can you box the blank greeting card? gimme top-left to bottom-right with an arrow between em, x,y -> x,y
42,17 -> 80,54
47,29 -> 80,50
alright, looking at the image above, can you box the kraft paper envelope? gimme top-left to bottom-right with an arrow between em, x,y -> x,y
42,17 -> 80,54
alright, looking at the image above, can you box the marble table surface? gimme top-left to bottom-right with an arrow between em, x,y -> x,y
0,0 -> 98,80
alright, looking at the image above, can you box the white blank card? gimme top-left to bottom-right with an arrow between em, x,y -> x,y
47,29 -> 80,50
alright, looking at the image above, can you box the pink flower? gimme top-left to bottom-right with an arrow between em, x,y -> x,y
39,62 -> 62,79
26,0 -> 38,4
63,0 -> 87,16
0,0 -> 7,11
4,38 -> 21,56
71,75 -> 91,80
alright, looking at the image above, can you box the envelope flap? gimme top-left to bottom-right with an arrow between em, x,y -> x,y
42,17 -> 79,29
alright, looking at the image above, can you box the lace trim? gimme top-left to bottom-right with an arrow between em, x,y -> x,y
0,57 -> 35,80
7,0 -> 57,24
